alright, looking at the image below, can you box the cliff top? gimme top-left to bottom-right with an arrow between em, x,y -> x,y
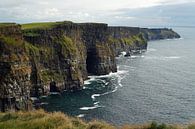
21,21 -> 73,30
0,23 -> 17,28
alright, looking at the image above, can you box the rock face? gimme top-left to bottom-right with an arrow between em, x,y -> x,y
0,21 -> 180,111
141,28 -> 181,40
0,24 -> 32,111
108,27 -> 147,56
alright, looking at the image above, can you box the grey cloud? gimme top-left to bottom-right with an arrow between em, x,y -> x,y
0,0 -> 195,27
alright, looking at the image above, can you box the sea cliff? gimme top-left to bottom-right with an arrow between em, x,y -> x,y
0,21 -> 180,111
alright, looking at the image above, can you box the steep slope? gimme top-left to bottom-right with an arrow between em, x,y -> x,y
0,23 -> 32,111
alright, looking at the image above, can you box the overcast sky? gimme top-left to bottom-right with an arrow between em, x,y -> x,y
0,0 -> 194,27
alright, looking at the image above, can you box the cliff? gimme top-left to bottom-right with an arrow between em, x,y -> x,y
141,28 -> 180,40
0,23 -> 32,111
108,27 -> 147,56
0,21 -> 180,111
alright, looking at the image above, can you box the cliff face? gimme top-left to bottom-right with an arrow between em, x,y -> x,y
23,22 -> 86,96
0,24 -> 32,111
108,27 -> 147,56
141,28 -> 181,40
0,22 -> 180,111
22,22 -> 117,96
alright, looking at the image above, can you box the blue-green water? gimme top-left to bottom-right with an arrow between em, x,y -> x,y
41,27 -> 195,125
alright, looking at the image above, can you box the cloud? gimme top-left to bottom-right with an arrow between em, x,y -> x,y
0,0 -> 194,26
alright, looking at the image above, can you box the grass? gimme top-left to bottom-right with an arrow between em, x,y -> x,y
24,42 -> 40,56
21,21 -> 72,30
54,36 -> 78,58
0,110 -> 194,129
0,23 -> 16,28
40,69 -> 64,83
0,35 -> 23,47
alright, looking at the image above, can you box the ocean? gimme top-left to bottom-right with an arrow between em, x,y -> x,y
41,27 -> 195,125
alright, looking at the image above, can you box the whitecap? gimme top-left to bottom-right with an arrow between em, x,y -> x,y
84,80 -> 92,85
144,56 -> 181,60
94,101 -> 100,105
49,92 -> 61,95
87,69 -> 128,100
91,94 -> 100,100
117,51 -> 127,58
92,70 -> 128,85
83,86 -> 87,89
30,97 -> 38,101
79,105 -> 101,110
40,102 -> 48,105
40,95 -> 47,98
121,51 -> 127,56
105,82 -> 109,86
77,114 -> 85,118
130,55 -> 140,58
164,56 -> 181,59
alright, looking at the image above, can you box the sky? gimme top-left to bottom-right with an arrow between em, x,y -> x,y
0,0 -> 195,27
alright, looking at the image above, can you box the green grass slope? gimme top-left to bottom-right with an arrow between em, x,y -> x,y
0,110 -> 194,129
21,21 -> 72,30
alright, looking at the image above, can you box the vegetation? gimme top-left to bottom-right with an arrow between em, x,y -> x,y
0,35 -> 23,47
24,42 -> 40,56
108,33 -> 147,46
54,36 -> 78,58
21,21 -> 72,30
0,110 -> 194,129
0,23 -> 16,28
40,70 -> 64,83
23,31 -> 41,37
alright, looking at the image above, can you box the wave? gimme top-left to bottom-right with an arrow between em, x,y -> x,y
40,102 -> 48,105
105,82 -> 109,86
130,55 -> 145,59
121,51 -> 127,56
90,70 -> 128,99
84,80 -> 92,85
80,66 -> 129,111
88,70 -> 127,79
77,114 -> 85,118
79,105 -> 102,110
94,101 -> 100,105
83,86 -> 90,90
116,51 -> 127,59
166,37 -> 183,41
30,97 -> 38,101
164,56 -> 181,59
40,95 -> 47,98
130,55 -> 138,58
49,92 -> 61,95
144,56 -> 181,60
82,68 -> 129,107
91,94 -> 101,100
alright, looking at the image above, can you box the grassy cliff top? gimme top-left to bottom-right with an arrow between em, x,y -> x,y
0,110 -> 194,129
0,23 -> 18,28
21,21 -> 73,30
